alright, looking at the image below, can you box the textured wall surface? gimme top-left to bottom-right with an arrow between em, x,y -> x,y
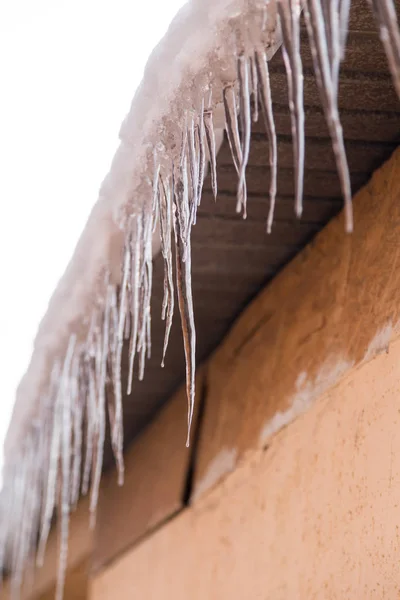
91,334 -> 400,599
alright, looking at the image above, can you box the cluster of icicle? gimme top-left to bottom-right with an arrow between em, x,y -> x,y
1,0 -> 400,598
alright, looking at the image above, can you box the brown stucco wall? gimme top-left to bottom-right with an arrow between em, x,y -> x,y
91,335 -> 400,599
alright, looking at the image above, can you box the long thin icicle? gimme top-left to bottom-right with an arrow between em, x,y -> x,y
89,288 -> 110,527
303,0 -> 353,231
237,54 -> 251,218
159,175 -> 175,367
223,84 -> 248,216
173,162 -> 196,446
278,0 -> 305,218
127,214 -> 143,394
255,48 -> 278,233
36,363 -> 62,567
250,55 -> 259,122
70,354 -> 83,510
223,85 -> 242,174
111,244 -> 130,485
56,335 -> 76,600
204,107 -> 218,201
82,357 -> 96,497
197,98 -> 206,206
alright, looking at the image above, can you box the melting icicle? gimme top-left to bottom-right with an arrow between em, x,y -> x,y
203,96 -> 218,200
255,49 -> 278,233
223,84 -> 248,215
303,0 -> 353,231
112,243 -> 131,485
173,164 -> 196,447
136,206 -> 153,382
237,54 -> 251,219
278,0 -> 305,219
89,289 -> 110,527
159,175 -> 175,367
197,98 -> 206,206
338,0 -> 351,59
70,354 -> 83,509
82,358 -> 96,497
223,85 -> 242,174
250,55 -> 259,123
124,297 -> 131,341
11,451 -> 32,598
37,363 -> 62,567
127,214 -> 143,395
56,335 -> 77,600
188,116 -> 199,226
152,158 -> 161,234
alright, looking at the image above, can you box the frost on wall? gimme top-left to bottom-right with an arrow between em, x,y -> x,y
1,0 -> 400,598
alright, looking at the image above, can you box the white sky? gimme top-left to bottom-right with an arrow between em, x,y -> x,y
0,0 -> 186,471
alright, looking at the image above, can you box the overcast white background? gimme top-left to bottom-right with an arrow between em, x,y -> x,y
0,0 -> 186,475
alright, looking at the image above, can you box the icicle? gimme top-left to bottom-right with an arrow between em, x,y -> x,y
36,362 -> 62,567
124,296 -> 131,340
188,116 -> 199,225
250,55 -> 259,123
324,0 -> 341,99
0,489 -> 11,591
237,54 -> 251,218
136,205 -> 153,382
255,49 -> 278,233
173,165 -> 196,447
223,85 -> 242,175
152,157 -> 161,234
56,335 -> 76,600
223,84 -> 249,217
197,98 -> 206,206
11,452 -> 32,599
204,99 -> 218,200
11,450 -> 28,596
89,289 -> 110,527
70,354 -> 83,509
368,0 -> 400,99
82,358 -> 96,496
303,0 -> 353,231
338,0 -> 351,59
278,0 -> 305,219
112,243 -> 130,485
159,175 -> 175,367
127,214 -> 143,395
14,442 -> 40,597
